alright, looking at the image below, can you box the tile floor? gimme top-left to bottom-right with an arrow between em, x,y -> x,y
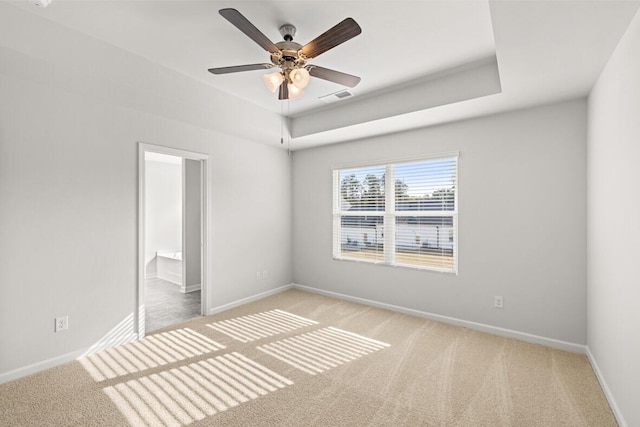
144,278 -> 201,332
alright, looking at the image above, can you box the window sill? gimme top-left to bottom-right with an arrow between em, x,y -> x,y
332,256 -> 458,275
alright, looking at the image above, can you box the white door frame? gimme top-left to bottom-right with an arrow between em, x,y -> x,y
137,142 -> 211,338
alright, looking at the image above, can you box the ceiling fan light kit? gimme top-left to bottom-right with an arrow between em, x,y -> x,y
290,68 -> 310,89
263,71 -> 284,93
208,8 -> 362,101
287,83 -> 304,99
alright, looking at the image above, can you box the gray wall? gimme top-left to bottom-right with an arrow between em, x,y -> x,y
0,4 -> 291,377
588,8 -> 640,427
184,159 -> 202,290
293,99 -> 588,345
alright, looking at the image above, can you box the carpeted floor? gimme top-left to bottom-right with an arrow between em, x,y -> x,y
0,289 -> 616,426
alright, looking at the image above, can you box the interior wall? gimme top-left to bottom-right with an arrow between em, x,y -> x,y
292,99 -> 588,345
0,4 -> 291,379
145,158 -> 182,277
184,159 -> 202,290
587,9 -> 640,427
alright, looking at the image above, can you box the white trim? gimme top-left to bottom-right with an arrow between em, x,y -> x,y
332,151 -> 460,170
158,271 -> 182,286
332,170 -> 340,215
1,330 -> 140,384
0,348 -> 86,384
292,283 -> 586,353
182,283 -> 201,294
206,284 -> 293,316
332,170 -> 341,258
332,155 -> 458,274
384,164 -> 395,264
139,143 -> 208,161
453,153 -> 459,273
182,157 -> 187,296
586,347 -> 628,427
332,254 -> 457,274
137,144 -> 145,338
138,142 -> 211,339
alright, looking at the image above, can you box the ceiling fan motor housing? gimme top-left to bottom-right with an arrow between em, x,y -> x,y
272,39 -> 307,79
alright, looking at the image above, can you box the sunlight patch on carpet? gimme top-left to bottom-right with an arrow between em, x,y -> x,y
257,327 -> 390,375
206,309 -> 318,343
81,328 -> 225,381
103,352 -> 292,426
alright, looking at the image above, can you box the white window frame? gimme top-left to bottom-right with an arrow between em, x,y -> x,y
333,153 -> 458,274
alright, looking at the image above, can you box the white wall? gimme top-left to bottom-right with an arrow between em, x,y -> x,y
0,4 -> 291,379
587,9 -> 640,427
145,158 -> 182,277
293,99 -> 588,345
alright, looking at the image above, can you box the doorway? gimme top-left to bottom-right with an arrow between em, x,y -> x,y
137,143 -> 210,338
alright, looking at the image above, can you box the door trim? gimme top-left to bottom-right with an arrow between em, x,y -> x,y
137,142 -> 211,339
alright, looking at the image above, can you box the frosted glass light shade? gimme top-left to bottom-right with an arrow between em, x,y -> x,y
290,68 -> 310,89
263,72 -> 284,93
287,83 -> 304,99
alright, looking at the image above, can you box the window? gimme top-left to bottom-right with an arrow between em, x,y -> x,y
333,155 -> 458,273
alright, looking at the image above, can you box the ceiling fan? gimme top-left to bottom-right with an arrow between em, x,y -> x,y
208,8 -> 362,100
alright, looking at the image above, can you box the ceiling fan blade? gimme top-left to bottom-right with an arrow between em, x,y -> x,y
208,64 -> 273,74
278,81 -> 289,100
300,18 -> 361,59
219,8 -> 280,54
307,65 -> 361,88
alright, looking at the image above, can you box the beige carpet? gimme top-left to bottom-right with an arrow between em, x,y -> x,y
0,289 -> 616,426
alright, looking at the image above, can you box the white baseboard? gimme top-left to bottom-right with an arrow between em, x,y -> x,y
586,347 -> 627,427
0,284 -> 293,385
182,283 -> 201,293
0,331 -> 139,385
292,283 -> 586,354
0,282 -> 588,388
0,347 -> 87,385
206,284 -> 293,316
158,271 -> 182,286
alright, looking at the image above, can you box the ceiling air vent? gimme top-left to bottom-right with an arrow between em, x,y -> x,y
319,90 -> 354,104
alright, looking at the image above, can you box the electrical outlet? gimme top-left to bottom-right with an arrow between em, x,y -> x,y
494,296 -> 504,309
55,316 -> 69,332
262,270 -> 268,280
256,271 -> 261,280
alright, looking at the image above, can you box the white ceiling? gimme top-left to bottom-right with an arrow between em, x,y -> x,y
10,0 -> 640,149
